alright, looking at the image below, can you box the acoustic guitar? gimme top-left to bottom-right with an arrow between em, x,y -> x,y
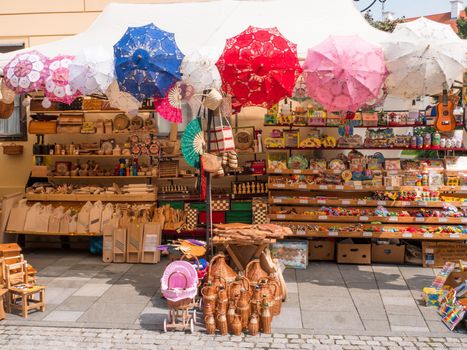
435,84 -> 456,132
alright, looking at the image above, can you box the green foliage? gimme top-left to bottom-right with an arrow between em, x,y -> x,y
364,11 -> 406,32
456,7 -> 467,39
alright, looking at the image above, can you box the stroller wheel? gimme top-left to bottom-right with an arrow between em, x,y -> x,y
193,309 -> 197,324
163,318 -> 167,333
190,318 -> 194,333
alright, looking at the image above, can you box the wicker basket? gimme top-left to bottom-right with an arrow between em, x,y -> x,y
2,143 -> 23,155
82,99 -> 103,110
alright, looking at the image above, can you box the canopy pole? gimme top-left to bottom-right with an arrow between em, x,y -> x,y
206,108 -> 214,256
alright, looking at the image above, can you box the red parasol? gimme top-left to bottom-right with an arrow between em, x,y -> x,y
216,26 -> 302,109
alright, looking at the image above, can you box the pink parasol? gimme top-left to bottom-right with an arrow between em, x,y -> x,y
3,50 -> 49,94
303,35 -> 387,112
44,55 -> 81,105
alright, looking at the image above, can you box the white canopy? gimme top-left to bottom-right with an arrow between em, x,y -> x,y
0,0 -> 388,68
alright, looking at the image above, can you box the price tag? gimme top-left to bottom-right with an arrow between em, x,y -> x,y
423,233 -> 434,238
273,199 -> 282,203
377,201 -> 387,205
354,186 -> 363,190
328,231 -> 338,237
402,232 -> 413,238
297,230 -> 306,235
336,185 -> 344,190
363,232 -> 373,237
277,214 -> 286,219
439,218 -> 448,223
299,184 -> 307,189
415,217 -> 425,222
299,199 -> 308,204
293,169 -> 301,174
319,185 -> 328,190
342,200 -> 351,205
275,184 -> 285,188
450,233 -> 461,239
318,215 -> 328,220
274,169 -> 283,173
360,216 -> 369,221
317,200 -> 326,204
389,217 -> 398,222
386,186 -> 394,191
357,200 -> 367,205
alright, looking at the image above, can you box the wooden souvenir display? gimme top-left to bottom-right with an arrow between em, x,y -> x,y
126,221 -> 143,263
159,161 -> 179,178
141,222 -> 162,263
113,228 -> 127,263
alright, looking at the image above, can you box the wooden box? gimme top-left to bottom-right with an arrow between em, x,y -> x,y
102,225 -> 113,263
126,222 -> 143,263
113,228 -> 127,263
141,222 -> 162,264
371,243 -> 405,264
29,120 -> 57,134
422,242 -> 467,268
309,240 -> 335,261
82,99 -> 102,110
2,144 -> 23,155
57,114 -> 84,125
57,125 -> 82,134
337,242 -> 371,265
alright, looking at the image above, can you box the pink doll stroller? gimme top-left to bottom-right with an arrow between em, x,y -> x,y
161,260 -> 199,333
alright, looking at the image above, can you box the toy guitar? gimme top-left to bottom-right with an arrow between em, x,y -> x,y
435,84 -> 456,132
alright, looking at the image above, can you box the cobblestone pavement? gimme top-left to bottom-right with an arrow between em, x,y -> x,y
0,325 -> 466,350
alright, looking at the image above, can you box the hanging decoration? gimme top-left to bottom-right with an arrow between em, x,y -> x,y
113,23 -> 185,101
181,48 -> 222,93
303,35 -> 387,112
105,81 -> 141,116
382,17 -> 467,98
216,26 -> 302,109
69,47 -> 115,95
181,117 -> 204,169
43,55 -> 81,105
3,50 -> 48,94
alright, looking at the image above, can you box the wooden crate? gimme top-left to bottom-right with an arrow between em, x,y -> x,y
126,222 -> 143,263
112,228 -> 127,263
102,225 -> 113,263
141,222 -> 162,264
29,120 -> 57,134
159,160 -> 179,178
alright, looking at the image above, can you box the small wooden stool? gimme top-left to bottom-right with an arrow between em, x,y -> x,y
4,260 -> 45,318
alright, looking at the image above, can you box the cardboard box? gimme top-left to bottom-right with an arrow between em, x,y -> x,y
270,240 -> 308,269
371,244 -> 405,264
422,242 -> 467,268
309,240 -> 335,261
337,242 -> 371,264
445,270 -> 467,289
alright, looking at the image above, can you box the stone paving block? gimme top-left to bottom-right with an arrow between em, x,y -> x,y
385,304 -> 423,316
299,296 -> 356,312
301,311 -> 364,331
382,296 -> 418,306
99,285 -> 155,304
37,265 -> 70,277
74,283 -> 112,297
388,314 -> 428,327
45,287 -> 78,305
78,302 -> 146,324
298,284 -> 350,298
425,320 -> 452,333
56,296 -> 99,312
272,307 -> 303,329
69,263 -> 106,271
47,276 -> 91,289
391,325 -> 430,332
43,310 -> 84,322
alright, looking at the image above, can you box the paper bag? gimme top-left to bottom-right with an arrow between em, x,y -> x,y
77,202 -> 92,233
89,201 -> 103,234
100,203 -> 114,231
23,203 -> 42,232
48,206 -> 64,233
7,199 -> 30,232
59,210 -> 71,233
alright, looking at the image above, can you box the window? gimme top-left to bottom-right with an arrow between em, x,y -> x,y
0,43 -> 27,141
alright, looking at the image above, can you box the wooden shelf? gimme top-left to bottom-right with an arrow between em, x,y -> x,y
30,109 -> 154,114
37,154 -> 147,158
264,123 -> 465,129
268,183 -> 467,193
266,146 -> 467,152
5,230 -> 102,237
49,175 -> 152,180
269,197 -> 467,208
25,193 -> 156,202
283,230 -> 466,241
269,214 -> 467,224
267,168 -> 465,175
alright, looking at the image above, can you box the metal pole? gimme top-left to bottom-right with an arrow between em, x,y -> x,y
206,108 -> 214,256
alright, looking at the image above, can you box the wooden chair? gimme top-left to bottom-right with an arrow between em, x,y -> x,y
4,259 -> 45,318
0,259 -> 7,320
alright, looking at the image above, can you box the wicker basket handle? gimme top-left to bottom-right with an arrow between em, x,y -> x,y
167,271 -> 188,290
245,259 -> 260,279
208,253 -> 224,279
180,254 -> 201,270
